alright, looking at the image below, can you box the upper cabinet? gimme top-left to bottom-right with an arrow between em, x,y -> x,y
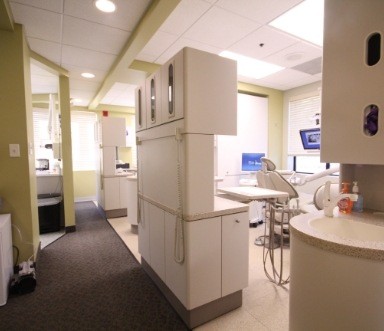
321,0 -> 384,164
135,47 -> 237,136
101,117 -> 126,147
145,71 -> 162,129
135,86 -> 146,132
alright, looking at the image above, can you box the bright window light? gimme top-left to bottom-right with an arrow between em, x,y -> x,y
81,72 -> 95,79
269,0 -> 324,46
94,0 -> 116,13
220,51 -> 284,79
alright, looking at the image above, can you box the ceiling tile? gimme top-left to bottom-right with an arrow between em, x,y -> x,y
155,37 -> 224,64
10,2 -> 62,43
183,6 -> 260,49
28,37 -> 62,64
138,30 -> 179,62
215,0 -> 303,25
9,0 -> 63,13
69,78 -> 101,93
62,16 -> 129,55
159,0 -> 212,36
69,89 -> 96,107
64,0 -> 151,32
61,45 -> 116,71
229,25 -> 299,60
264,41 -> 322,68
63,64 -> 108,84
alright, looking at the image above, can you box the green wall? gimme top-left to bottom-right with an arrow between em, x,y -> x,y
0,24 -> 39,261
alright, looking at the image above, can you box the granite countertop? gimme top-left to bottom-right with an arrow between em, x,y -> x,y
290,209 -> 384,261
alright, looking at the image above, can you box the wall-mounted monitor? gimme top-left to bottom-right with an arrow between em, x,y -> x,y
241,153 -> 265,172
300,128 -> 321,150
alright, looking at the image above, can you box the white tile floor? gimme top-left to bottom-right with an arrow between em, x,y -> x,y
40,230 -> 66,249
108,217 -> 291,331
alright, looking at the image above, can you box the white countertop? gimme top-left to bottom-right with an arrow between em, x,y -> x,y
36,171 -> 62,177
217,186 -> 288,201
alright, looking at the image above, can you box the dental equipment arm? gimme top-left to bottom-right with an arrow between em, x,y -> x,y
290,166 -> 340,186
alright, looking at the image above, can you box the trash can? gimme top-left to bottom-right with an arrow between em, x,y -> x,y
37,194 -> 62,234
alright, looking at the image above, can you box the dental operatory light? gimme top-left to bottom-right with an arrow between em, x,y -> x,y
269,0 -> 324,46
220,51 -> 284,79
81,72 -> 95,79
94,0 -> 116,13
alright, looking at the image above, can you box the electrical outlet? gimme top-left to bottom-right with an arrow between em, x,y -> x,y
9,144 -> 20,157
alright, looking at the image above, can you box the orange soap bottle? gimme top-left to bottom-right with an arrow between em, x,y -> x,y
338,182 -> 353,214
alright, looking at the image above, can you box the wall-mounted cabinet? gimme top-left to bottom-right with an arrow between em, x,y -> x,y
101,117 -> 126,147
145,71 -> 162,129
135,86 -> 146,132
321,0 -> 384,164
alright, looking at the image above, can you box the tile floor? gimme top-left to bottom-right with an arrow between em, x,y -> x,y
107,217 -> 291,331
40,229 -> 66,249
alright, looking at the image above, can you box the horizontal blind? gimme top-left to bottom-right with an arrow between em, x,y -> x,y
71,111 -> 97,171
288,94 -> 321,155
33,108 -> 52,160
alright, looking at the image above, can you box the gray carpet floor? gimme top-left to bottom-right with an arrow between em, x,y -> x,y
0,202 -> 189,330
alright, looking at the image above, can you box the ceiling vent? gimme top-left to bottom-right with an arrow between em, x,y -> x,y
292,57 -> 322,75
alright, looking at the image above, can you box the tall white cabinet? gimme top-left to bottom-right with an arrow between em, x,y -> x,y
136,48 -> 248,329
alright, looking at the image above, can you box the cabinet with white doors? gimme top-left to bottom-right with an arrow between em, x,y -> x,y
321,0 -> 384,164
135,85 -> 146,132
161,49 -> 184,123
102,176 -> 128,212
138,199 -> 150,263
141,200 -> 249,310
101,117 -> 126,147
145,70 -> 162,129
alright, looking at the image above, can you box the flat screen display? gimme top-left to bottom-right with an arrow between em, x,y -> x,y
300,128 -> 321,150
241,153 -> 265,171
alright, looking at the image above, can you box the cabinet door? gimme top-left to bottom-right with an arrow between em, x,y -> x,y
135,86 -> 146,132
102,146 -> 116,176
126,179 -> 138,225
222,212 -> 249,296
164,212 -> 187,306
161,51 -> 183,123
148,203 -> 165,281
119,177 -> 128,209
138,199 -> 150,263
185,216 -> 221,310
104,177 -> 120,210
146,71 -> 161,128
102,117 -> 126,147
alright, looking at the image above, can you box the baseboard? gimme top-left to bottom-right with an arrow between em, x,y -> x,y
65,225 -> 76,233
141,258 -> 242,329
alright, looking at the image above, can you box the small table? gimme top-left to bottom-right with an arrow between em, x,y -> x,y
217,186 -> 289,201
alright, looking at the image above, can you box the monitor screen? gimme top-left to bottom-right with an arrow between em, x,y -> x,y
241,153 -> 265,171
300,128 -> 321,150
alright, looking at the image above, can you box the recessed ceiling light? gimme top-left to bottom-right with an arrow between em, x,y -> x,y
94,0 -> 116,13
220,51 -> 284,79
81,72 -> 95,79
71,98 -> 82,104
269,0 -> 324,46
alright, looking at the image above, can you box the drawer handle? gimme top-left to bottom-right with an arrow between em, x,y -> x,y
235,219 -> 240,223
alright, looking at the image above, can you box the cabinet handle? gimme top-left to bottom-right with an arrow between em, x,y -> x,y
235,219 -> 240,223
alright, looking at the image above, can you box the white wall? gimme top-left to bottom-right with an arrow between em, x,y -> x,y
216,93 -> 268,187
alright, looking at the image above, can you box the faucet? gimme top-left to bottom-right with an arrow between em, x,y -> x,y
323,181 -> 358,217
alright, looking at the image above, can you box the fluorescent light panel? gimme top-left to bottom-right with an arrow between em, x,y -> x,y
220,51 -> 284,79
269,0 -> 324,46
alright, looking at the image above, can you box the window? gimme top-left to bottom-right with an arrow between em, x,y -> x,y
71,111 -> 97,171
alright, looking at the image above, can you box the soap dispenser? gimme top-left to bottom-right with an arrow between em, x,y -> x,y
352,181 -> 364,212
338,182 -> 353,214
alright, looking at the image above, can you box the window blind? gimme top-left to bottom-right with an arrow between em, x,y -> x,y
71,111 -> 97,171
33,108 -> 52,160
288,93 -> 321,155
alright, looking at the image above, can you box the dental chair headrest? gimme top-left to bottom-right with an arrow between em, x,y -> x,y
261,157 -> 276,171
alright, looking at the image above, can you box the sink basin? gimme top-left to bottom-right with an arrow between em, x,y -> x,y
309,217 -> 384,242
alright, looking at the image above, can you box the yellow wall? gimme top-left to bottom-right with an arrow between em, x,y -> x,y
238,82 -> 284,168
0,24 -> 39,261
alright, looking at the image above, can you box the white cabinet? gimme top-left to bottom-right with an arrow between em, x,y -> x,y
135,86 -> 146,132
161,50 -> 183,123
101,117 -> 126,147
126,177 -> 137,225
138,199 -> 150,262
0,214 -> 13,306
101,146 -> 116,176
146,71 -> 162,129
148,203 -> 165,281
222,212 -> 249,296
102,176 -> 128,211
321,0 -> 384,164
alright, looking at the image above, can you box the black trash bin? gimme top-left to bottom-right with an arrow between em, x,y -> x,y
37,193 -> 62,234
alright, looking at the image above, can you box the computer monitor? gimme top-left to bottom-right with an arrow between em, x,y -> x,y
299,128 -> 321,150
241,153 -> 265,172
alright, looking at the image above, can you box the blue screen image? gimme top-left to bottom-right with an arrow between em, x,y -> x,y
241,153 -> 265,171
